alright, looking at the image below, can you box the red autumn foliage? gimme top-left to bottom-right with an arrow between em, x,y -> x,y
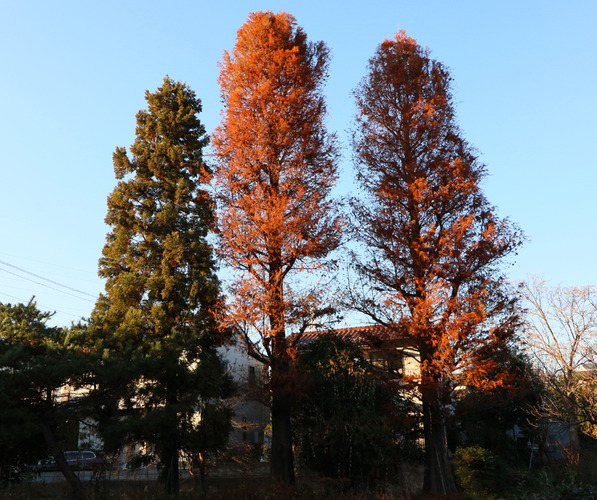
212,11 -> 341,483
349,31 -> 523,494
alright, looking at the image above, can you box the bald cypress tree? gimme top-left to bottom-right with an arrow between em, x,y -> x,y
91,77 -> 231,496
350,33 -> 522,494
212,12 -> 341,483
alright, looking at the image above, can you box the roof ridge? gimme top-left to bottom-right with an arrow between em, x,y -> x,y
296,324 -> 401,347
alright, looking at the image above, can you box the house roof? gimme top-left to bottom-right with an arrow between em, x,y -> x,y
578,362 -> 597,372
297,324 -> 414,349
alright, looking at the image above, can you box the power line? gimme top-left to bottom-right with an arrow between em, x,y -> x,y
0,291 -> 34,304
0,259 -> 96,300
0,292 -> 87,319
0,266 -> 95,303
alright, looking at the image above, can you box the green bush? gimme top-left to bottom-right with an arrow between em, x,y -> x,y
453,446 -> 505,499
518,468 -> 597,500
293,334 -> 422,486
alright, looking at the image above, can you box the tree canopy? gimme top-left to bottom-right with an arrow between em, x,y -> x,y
90,76 -> 232,496
522,277 -> 597,456
212,11 -> 341,482
0,300 -> 93,496
349,31 -> 523,494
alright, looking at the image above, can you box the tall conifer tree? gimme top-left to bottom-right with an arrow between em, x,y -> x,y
350,33 -> 522,494
212,11 -> 341,483
91,77 -> 231,495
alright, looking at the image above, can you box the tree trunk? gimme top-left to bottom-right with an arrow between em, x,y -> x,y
422,396 -> 458,494
270,341 -> 294,483
163,381 -> 180,497
568,391 -> 581,460
268,256 -> 295,483
270,386 -> 294,483
0,460 -> 13,487
39,420 -> 85,500
198,454 -> 206,499
163,448 -> 179,497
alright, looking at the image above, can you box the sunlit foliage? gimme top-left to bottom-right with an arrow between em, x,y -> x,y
212,11 -> 342,482
349,31 -> 523,494
90,77 -> 232,496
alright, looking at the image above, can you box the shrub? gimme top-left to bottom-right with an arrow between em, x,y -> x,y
453,446 -> 505,499
293,334 -> 421,487
519,468 -> 597,500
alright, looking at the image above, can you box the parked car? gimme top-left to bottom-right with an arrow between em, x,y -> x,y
33,450 -> 106,472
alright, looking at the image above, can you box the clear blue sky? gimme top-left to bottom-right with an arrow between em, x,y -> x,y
1,1 -> 595,327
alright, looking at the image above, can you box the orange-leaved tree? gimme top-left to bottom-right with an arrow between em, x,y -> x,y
349,32 -> 523,494
212,11 -> 341,483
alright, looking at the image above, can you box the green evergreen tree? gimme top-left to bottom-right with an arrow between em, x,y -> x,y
0,300 -> 93,498
90,77 -> 232,496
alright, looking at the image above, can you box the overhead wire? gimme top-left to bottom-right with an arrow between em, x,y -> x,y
0,257 -> 98,322
0,291 -> 87,319
0,259 -> 96,299
0,266 -> 95,303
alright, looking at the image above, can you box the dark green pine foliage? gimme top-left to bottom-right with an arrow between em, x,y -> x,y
0,300 -> 93,498
91,77 -> 232,496
293,334 -> 421,486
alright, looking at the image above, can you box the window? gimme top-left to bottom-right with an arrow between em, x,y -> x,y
368,350 -> 403,375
